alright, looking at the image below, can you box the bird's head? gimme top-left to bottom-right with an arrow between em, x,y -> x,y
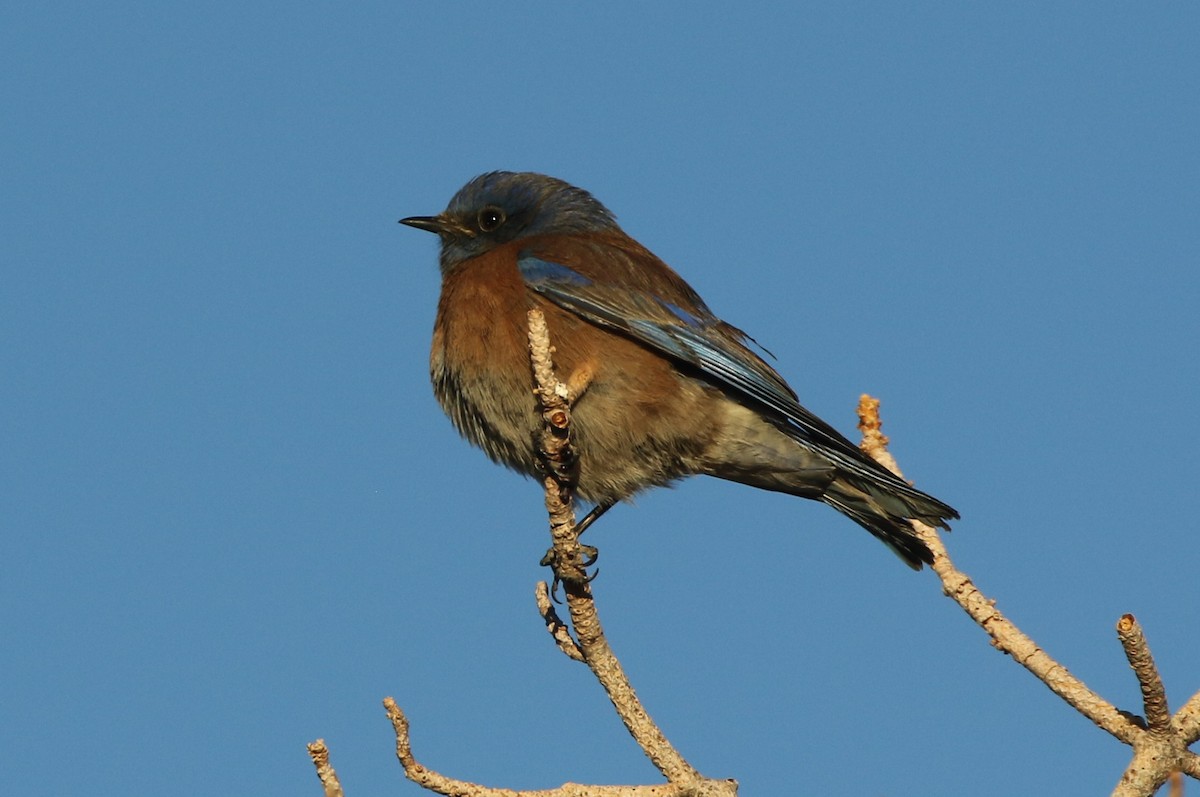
400,171 -> 618,272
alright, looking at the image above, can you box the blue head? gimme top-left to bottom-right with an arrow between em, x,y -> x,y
400,171 -> 620,272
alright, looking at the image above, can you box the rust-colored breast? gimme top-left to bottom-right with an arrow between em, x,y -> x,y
430,245 -> 541,475
428,240 -> 726,503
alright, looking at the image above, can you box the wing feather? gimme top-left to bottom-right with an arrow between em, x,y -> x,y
517,252 -> 939,503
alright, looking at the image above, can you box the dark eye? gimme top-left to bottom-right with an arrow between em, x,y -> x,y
477,206 -> 506,232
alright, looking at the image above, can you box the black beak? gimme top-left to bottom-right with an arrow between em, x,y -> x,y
399,215 -> 446,234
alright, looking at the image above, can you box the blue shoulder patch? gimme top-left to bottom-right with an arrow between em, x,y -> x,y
517,254 -> 593,286
656,298 -> 704,327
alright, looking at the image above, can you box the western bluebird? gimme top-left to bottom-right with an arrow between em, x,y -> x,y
401,172 -> 957,568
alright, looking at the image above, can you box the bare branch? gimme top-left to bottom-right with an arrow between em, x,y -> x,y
857,395 -> 1142,744
537,580 -> 585,662
1117,615 -> 1171,734
1175,689 -> 1200,744
307,739 -> 345,797
383,693 -> 723,797
383,697 -> 526,797
858,395 -> 1199,797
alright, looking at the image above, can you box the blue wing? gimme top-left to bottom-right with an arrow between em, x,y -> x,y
517,251 -> 930,497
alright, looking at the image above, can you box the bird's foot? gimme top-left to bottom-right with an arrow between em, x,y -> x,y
540,543 -> 599,601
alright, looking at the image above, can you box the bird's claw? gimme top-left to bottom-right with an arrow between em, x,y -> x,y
540,543 -> 600,601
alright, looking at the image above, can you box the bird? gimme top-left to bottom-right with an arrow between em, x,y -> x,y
400,171 -> 957,568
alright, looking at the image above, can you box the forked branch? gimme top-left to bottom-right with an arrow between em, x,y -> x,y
857,395 -> 1199,797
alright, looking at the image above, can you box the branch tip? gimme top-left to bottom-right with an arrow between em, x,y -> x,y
1116,615 -> 1171,736
536,580 -> 585,662
306,738 -> 344,797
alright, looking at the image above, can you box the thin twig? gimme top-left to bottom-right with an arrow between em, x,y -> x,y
1117,615 -> 1171,734
537,580 -> 585,662
857,395 -> 1141,744
858,395 -> 1200,797
307,739 -> 345,797
384,697 -> 720,797
384,697 -> 508,797
1176,690 -> 1200,743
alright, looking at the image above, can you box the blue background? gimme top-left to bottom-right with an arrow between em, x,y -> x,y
4,4 -> 1197,795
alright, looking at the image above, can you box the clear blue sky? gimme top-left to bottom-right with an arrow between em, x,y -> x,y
4,4 -> 1197,795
